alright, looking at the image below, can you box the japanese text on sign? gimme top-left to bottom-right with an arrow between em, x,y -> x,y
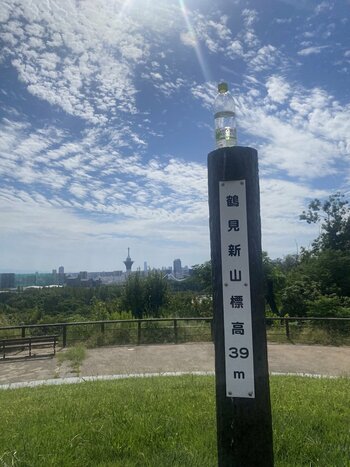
219,180 -> 255,398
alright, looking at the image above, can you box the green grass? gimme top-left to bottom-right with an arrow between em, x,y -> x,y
0,376 -> 349,466
270,376 -> 350,466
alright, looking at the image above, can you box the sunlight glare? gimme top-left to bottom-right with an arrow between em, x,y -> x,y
179,0 -> 211,82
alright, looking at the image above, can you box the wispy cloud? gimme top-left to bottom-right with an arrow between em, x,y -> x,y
298,45 -> 329,55
314,1 -> 334,15
0,0 -> 185,127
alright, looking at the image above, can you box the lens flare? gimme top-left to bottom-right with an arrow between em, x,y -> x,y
179,0 -> 211,82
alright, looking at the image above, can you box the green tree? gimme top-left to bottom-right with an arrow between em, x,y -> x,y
281,277 -> 321,317
297,250 -> 350,297
160,289 -> 213,318
91,297 -> 110,320
262,252 -> 287,316
294,192 -> 350,317
144,271 -> 168,317
190,261 -> 212,294
122,273 -> 145,319
306,295 -> 350,318
300,192 -> 350,252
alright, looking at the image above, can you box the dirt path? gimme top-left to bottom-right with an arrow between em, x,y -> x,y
0,343 -> 349,386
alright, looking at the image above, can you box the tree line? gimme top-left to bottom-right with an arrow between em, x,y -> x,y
0,267 -> 212,326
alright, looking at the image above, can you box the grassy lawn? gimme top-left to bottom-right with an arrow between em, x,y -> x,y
0,375 -> 349,466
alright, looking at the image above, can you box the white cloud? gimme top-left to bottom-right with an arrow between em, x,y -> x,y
298,45 -> 329,56
154,78 -> 187,96
1,0 -> 349,270
237,91 -> 348,178
266,75 -> 291,103
227,40 -> 244,57
0,114 -> 210,261
180,31 -> 197,47
150,72 -> 163,81
274,18 -> 292,24
69,183 -> 89,199
249,45 -> 281,72
0,2 -> 11,23
180,10 -> 233,56
1,0 -> 175,125
0,184 -> 210,270
190,82 -> 217,110
192,77 -> 350,180
260,178 -> 325,256
314,1 -> 333,15
242,9 -> 258,28
189,76 -> 349,255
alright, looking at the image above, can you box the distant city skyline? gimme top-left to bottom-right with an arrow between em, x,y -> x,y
0,251 -> 191,288
0,252 -> 191,275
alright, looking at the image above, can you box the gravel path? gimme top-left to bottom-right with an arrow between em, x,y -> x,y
0,343 -> 349,388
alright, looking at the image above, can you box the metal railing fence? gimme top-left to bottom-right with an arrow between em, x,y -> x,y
0,316 -> 349,348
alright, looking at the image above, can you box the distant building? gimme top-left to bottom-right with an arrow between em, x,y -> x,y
97,271 -> 124,285
58,266 -> 65,285
15,274 -> 36,287
65,275 -> 101,287
123,248 -> 134,274
79,271 -> 88,280
173,258 -> 182,278
0,273 -> 15,289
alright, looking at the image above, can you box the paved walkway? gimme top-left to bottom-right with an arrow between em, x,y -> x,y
0,343 -> 349,387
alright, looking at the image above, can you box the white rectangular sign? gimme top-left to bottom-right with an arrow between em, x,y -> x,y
219,180 -> 255,398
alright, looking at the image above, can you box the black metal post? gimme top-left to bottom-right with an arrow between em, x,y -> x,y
137,321 -> 141,345
174,319 -> 178,344
208,147 -> 274,466
285,319 -> 290,340
62,325 -> 67,348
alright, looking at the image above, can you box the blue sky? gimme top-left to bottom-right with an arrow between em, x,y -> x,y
1,0 -> 350,273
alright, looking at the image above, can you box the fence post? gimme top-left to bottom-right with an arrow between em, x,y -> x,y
285,319 -> 290,340
21,326 -> 25,338
100,322 -> 105,334
62,325 -> 67,348
137,321 -> 141,345
174,319 -> 178,344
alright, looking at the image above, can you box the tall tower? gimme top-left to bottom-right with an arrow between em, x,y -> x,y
123,247 -> 134,274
